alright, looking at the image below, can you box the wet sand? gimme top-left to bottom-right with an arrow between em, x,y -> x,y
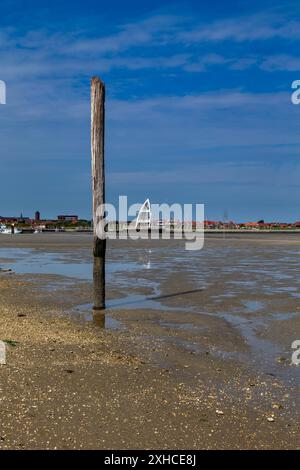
0,233 -> 299,449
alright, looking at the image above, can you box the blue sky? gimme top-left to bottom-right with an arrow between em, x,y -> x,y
0,0 -> 300,221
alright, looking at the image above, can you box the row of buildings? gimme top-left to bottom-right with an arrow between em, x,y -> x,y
0,212 -> 81,228
1,211 -> 300,231
107,219 -> 300,231
203,220 -> 300,230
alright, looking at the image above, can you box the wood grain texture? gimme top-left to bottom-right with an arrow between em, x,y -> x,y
91,76 -> 105,244
91,76 -> 106,309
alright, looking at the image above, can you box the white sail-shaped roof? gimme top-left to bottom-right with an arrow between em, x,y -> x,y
136,199 -> 151,229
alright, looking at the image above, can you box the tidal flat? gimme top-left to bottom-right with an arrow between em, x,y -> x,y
0,233 -> 299,449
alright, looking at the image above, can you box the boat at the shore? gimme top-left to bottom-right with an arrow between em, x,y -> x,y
0,224 -> 22,234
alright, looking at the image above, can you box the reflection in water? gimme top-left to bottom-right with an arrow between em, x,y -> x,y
93,310 -> 105,328
93,256 -> 105,310
138,249 -> 152,269
73,303 -> 122,330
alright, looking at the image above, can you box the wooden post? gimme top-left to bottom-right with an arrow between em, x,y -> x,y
91,76 -> 106,310
93,311 -> 105,328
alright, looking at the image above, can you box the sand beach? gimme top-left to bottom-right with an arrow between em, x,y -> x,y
0,233 -> 299,449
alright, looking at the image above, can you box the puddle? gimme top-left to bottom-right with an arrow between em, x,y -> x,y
212,310 -> 300,383
1,243 -> 299,385
159,321 -> 201,331
0,248 -> 141,280
72,304 -> 123,330
243,300 -> 264,312
74,293 -> 192,323
73,296 -> 198,330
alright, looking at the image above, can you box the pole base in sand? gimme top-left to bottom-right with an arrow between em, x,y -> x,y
92,305 -> 105,311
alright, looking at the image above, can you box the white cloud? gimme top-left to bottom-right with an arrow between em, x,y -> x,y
0,9 -> 299,87
62,15 -> 182,55
261,54 -> 300,71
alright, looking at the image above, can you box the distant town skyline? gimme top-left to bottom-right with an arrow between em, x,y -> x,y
0,0 -> 300,221
1,209 -> 300,226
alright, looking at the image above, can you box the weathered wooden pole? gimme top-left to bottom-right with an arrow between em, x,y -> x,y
91,76 -> 106,310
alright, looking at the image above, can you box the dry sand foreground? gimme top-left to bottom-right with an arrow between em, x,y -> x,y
0,234 -> 299,449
